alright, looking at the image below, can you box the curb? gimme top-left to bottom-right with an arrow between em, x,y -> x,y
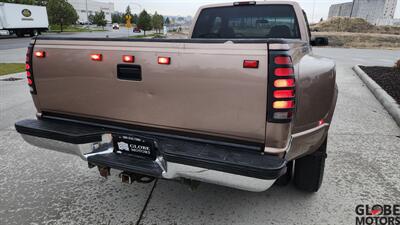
353,65 -> 400,127
0,72 -> 25,80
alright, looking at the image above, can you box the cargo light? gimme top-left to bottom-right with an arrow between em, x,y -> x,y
274,79 -> 295,88
273,100 -> 294,109
91,54 -> 102,61
274,56 -> 292,65
158,57 -> 171,65
243,60 -> 259,68
273,90 -> 295,99
275,68 -> 294,76
34,51 -> 46,58
123,55 -> 134,63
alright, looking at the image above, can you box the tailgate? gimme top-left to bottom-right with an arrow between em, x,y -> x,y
31,39 -> 269,143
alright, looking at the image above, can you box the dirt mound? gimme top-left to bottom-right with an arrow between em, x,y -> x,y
311,17 -> 400,35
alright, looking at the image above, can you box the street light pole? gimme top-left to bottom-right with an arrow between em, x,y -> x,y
86,0 -> 89,23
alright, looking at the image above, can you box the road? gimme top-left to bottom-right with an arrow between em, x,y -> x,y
0,27 -> 143,63
0,46 -> 399,225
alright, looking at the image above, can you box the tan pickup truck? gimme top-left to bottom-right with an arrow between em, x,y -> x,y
16,1 -> 337,192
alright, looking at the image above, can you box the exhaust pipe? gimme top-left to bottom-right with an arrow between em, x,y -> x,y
119,172 -> 155,184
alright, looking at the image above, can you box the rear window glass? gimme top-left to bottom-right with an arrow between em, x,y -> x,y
192,5 -> 300,39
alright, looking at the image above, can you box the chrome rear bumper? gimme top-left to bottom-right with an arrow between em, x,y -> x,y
16,118 -> 286,192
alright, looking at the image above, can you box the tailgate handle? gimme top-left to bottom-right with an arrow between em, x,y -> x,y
117,64 -> 142,81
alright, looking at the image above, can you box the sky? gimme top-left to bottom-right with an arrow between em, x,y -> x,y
104,0 -> 400,23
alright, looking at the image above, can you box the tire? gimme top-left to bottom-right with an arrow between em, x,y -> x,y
30,29 -> 39,37
293,137 -> 327,192
274,160 -> 293,186
16,31 -> 24,37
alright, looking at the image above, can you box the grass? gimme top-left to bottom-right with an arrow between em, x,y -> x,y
0,63 -> 25,76
49,25 -> 104,33
128,33 -> 165,39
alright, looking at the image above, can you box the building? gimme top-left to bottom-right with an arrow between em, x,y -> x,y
328,2 -> 353,18
67,0 -> 114,24
328,0 -> 398,25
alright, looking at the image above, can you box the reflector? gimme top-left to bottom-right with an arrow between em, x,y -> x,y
243,60 -> 259,68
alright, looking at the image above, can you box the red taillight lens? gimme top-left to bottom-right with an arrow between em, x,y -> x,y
243,60 -> 259,68
273,90 -> 295,99
274,68 -> 294,76
34,51 -> 46,58
91,54 -> 102,61
27,78 -> 33,85
319,119 -> 324,126
26,71 -> 31,77
274,56 -> 292,65
25,64 -> 30,70
158,57 -> 171,65
274,79 -> 295,88
123,55 -> 134,63
273,100 -> 294,109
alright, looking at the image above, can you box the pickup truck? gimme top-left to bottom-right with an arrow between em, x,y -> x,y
15,1 -> 337,192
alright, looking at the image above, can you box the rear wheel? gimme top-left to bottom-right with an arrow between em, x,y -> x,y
293,137 -> 327,192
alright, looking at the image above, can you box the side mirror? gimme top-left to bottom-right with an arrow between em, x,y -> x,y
310,37 -> 329,46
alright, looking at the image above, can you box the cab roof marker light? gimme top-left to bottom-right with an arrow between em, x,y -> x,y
234,1 -> 256,6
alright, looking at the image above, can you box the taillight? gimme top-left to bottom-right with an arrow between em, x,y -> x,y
267,52 -> 295,122
26,45 -> 37,94
273,90 -> 295,99
91,54 -> 102,61
273,100 -> 295,109
274,68 -> 294,76
123,55 -> 134,63
274,79 -> 295,88
158,57 -> 171,65
274,56 -> 292,65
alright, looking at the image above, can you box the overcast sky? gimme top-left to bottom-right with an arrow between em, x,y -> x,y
105,0 -> 400,23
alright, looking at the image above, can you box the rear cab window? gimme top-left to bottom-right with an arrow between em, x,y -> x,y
192,4 -> 301,39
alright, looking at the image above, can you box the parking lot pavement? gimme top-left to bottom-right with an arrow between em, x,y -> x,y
0,48 -> 399,225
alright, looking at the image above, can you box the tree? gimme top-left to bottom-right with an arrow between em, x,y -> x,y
152,12 -> 164,33
88,14 -> 95,24
112,12 -> 125,24
47,0 -> 78,32
137,10 -> 152,36
93,10 -> 107,29
132,14 -> 139,25
165,17 -> 170,26
124,5 -> 132,23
